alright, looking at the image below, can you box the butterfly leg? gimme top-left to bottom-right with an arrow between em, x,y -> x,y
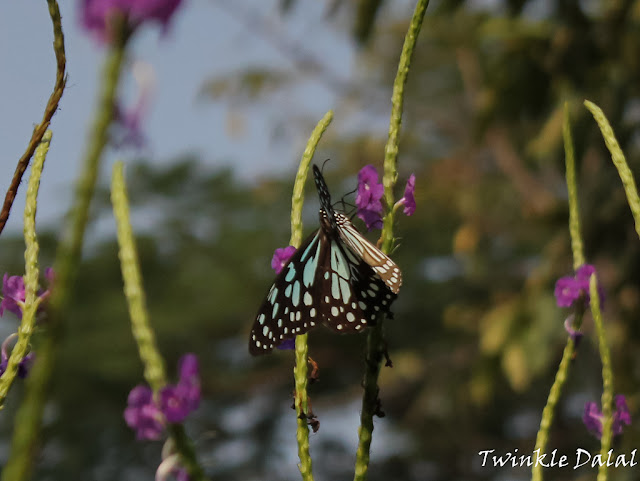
308,356 -> 320,383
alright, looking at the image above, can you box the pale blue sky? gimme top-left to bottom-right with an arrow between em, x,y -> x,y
0,1 -> 359,234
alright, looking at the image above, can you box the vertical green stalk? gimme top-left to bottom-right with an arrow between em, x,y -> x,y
584,100 -> 640,240
0,132 -> 51,403
531,103 -> 584,481
291,111 -> 332,481
1,27 -> 128,481
564,103 -> 585,269
111,163 -> 167,390
112,162 -> 207,481
355,2 -> 428,480
589,275 -> 613,481
380,0 -> 429,253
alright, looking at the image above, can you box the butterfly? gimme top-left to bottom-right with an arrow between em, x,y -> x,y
249,165 -> 402,355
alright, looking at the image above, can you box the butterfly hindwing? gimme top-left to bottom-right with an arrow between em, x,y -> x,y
334,213 -> 402,294
315,233 -> 395,333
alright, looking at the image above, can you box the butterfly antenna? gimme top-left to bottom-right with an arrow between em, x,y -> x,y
336,187 -> 357,214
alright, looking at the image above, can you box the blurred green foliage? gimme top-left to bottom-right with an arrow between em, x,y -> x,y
3,1 -> 640,480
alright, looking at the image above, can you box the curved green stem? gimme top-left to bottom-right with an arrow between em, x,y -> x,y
1,25 -> 128,481
381,0 -> 429,253
355,2 -> 429,480
0,131 -> 51,405
585,100 -> 640,241
290,111 -> 333,247
291,111 -> 333,481
111,162 -> 168,390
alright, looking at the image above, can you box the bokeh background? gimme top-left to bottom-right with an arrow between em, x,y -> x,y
1,1 -> 640,480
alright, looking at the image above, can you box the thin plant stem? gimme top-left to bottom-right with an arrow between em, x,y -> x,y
112,162 -> 207,481
111,162 -> 167,390
564,103 -> 585,269
0,132 -> 51,404
1,25 -> 128,481
589,275 -> 613,481
584,100 -> 640,241
531,103 -> 585,481
355,1 -> 429,480
380,0 -> 429,253
291,111 -> 333,481
0,0 -> 66,237
290,111 -> 334,247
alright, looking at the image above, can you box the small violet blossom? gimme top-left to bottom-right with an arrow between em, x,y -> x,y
583,395 -> 632,439
398,174 -> 416,216
271,246 -> 296,275
124,353 -> 201,439
1,268 -> 55,319
160,353 -> 201,423
124,385 -> 165,440
356,165 -> 385,230
554,264 -> 605,308
355,165 -> 416,231
80,0 -> 184,44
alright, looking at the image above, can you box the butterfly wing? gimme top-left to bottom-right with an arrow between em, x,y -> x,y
334,212 -> 402,294
315,232 -> 395,333
249,231 -> 324,355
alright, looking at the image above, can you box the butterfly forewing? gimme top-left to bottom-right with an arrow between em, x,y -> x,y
250,231 -> 323,355
334,213 -> 402,294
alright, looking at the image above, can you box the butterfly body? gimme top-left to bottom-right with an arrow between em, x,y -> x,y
249,166 -> 401,355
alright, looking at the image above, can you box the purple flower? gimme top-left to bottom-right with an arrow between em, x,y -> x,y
1,274 -> 25,318
276,338 -> 295,350
125,354 -> 200,437
124,385 -> 165,440
80,0 -> 183,43
160,354 -> 200,423
356,165 -> 384,231
554,264 -> 605,308
160,386 -> 191,423
1,269 -> 54,320
163,354 -> 201,421
399,174 -> 416,216
583,395 -> 632,439
271,246 -> 296,275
